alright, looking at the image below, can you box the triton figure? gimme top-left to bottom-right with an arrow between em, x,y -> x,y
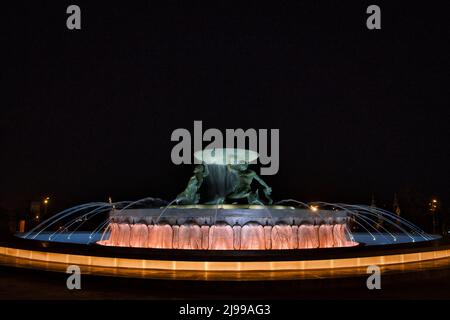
175,164 -> 208,204
175,149 -> 272,205
226,163 -> 272,205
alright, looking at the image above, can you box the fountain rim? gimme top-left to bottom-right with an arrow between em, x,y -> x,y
4,232 -> 445,261
0,234 -> 447,281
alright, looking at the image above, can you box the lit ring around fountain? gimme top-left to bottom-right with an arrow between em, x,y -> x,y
0,234 -> 448,281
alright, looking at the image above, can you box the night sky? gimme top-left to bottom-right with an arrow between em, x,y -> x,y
2,1 -> 449,213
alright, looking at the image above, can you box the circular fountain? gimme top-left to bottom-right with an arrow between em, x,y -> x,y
96,148 -> 356,250
1,148 -> 445,280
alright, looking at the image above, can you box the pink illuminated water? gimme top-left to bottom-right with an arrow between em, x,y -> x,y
209,224 -> 234,250
240,223 -> 265,250
99,222 -> 357,250
178,224 -> 202,249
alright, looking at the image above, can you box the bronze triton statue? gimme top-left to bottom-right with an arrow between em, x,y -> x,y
175,148 -> 273,205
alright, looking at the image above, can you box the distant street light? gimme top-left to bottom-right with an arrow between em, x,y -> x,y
428,198 -> 439,234
43,197 -> 50,217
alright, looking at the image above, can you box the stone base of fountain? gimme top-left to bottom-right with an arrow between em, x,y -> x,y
97,206 -> 358,250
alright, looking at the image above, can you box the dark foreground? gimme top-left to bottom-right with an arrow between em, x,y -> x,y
1,264 -> 450,300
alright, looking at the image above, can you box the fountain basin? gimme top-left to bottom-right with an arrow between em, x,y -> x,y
98,205 -> 357,250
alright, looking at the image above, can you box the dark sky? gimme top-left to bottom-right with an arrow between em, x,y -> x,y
2,1 -> 449,212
